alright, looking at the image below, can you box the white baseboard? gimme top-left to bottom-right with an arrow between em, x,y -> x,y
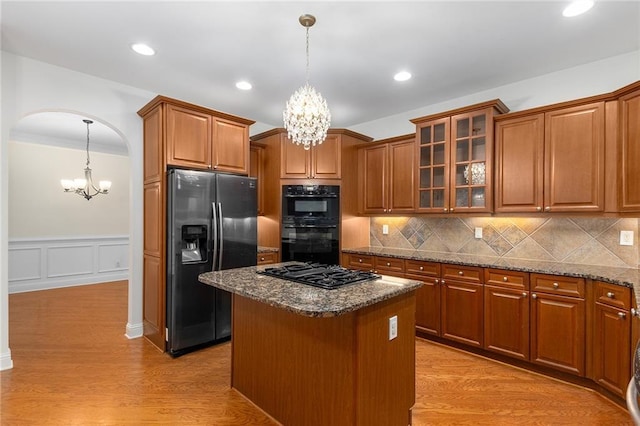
9,235 -> 129,294
125,322 -> 144,339
0,349 -> 14,371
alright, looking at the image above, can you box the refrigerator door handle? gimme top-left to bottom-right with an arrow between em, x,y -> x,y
218,202 -> 224,270
212,202 -> 219,271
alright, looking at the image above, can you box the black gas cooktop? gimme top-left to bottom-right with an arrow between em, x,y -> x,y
257,263 -> 381,290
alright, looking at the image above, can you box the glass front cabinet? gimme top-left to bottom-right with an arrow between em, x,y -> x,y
412,100 -> 508,213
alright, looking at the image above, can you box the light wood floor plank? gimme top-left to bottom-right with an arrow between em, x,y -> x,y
1,281 -> 633,425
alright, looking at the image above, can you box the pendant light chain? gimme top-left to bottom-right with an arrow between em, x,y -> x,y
305,26 -> 310,85
85,120 -> 91,168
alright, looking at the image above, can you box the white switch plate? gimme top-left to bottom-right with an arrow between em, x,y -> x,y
474,227 -> 483,239
382,224 -> 389,235
388,316 -> 398,340
620,230 -> 634,246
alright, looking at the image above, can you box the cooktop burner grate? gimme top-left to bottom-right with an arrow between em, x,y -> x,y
257,263 -> 381,290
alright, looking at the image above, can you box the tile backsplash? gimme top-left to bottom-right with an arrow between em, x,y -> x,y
370,217 -> 639,268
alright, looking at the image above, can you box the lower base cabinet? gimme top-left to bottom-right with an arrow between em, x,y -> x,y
484,285 -> 530,361
441,280 -> 484,347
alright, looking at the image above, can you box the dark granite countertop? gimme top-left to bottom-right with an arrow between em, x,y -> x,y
198,263 -> 423,318
344,246 -> 640,304
257,246 -> 279,254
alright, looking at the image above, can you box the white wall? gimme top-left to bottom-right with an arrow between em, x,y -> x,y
9,141 -> 129,238
351,50 -> 640,140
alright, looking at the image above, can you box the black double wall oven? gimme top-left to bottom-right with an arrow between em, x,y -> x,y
281,185 -> 340,265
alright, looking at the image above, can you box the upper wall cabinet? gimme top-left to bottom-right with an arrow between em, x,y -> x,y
359,135 -> 415,214
618,84 -> 640,212
495,101 -> 605,213
411,100 -> 508,214
281,133 -> 342,179
161,98 -> 254,175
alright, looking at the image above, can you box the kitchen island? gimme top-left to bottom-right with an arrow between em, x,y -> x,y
199,263 -> 423,426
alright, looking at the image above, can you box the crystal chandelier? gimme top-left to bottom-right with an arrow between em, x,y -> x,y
60,119 -> 112,201
283,14 -> 331,150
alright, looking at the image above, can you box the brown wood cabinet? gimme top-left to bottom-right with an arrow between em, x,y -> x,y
440,265 -> 484,347
411,100 -> 508,213
405,260 -> 441,337
593,281 -> 632,397
530,273 -> 586,376
618,85 -> 640,212
483,269 -> 530,361
138,95 -> 254,351
495,102 -> 605,213
359,135 -> 415,214
165,101 -> 252,174
249,143 -> 265,215
281,133 -> 341,179
257,252 -> 278,265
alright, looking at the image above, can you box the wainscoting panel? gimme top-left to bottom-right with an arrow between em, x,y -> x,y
9,236 -> 129,293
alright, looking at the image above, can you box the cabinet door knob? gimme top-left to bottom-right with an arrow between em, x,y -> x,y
419,266 -> 424,271
522,292 -> 528,297
434,279 -> 439,284
532,293 -> 537,299
389,209 -> 392,213
606,292 -> 615,299
386,262 -> 391,266
260,257 -> 265,261
544,206 -> 551,212
443,208 -> 448,212
632,308 -> 638,317
358,259 -> 363,263
441,280 -> 446,285
553,282 -> 559,289
458,271 -> 464,276
618,312 -> 627,319
503,276 -> 508,282
536,206 -> 542,212
450,208 -> 455,212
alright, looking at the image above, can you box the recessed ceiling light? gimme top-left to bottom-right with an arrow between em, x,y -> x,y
394,71 -> 412,82
562,0 -> 594,17
131,43 -> 155,56
236,81 -> 252,91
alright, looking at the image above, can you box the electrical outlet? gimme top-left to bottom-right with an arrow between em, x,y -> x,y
388,316 -> 398,340
620,230 -> 634,246
382,224 -> 389,235
474,227 -> 483,239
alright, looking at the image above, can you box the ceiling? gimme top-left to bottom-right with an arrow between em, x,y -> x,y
2,1 -> 639,152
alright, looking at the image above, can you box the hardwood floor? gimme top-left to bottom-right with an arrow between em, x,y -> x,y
1,281 -> 632,425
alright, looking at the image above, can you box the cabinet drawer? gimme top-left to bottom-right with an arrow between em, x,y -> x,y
257,252 -> 278,265
484,268 -> 530,291
346,254 -> 374,270
595,281 -> 631,310
374,256 -> 405,275
405,260 -> 440,278
531,273 -> 585,298
442,264 -> 483,283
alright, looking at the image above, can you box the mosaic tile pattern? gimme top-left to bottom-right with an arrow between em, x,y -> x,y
370,217 -> 640,268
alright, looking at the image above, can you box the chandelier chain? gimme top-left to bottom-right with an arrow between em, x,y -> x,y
305,26 -> 310,85
85,120 -> 91,168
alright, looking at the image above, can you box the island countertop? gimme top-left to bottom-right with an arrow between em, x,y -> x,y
198,263 -> 423,318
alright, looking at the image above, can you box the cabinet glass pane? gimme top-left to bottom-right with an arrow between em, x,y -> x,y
456,164 -> 468,186
420,126 -> 432,145
433,143 -> 445,165
420,190 -> 431,208
420,146 -> 431,166
471,137 -> 486,161
457,119 -> 469,138
433,189 -> 445,208
455,140 -> 469,163
433,166 -> 445,187
420,169 -> 431,187
434,123 -> 446,142
456,188 -> 469,207
467,162 -> 486,185
472,115 -> 486,135
471,187 -> 485,207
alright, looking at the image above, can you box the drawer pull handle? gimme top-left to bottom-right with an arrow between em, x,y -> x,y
522,292 -> 528,297
553,282 -> 559,289
419,266 -> 424,271
386,262 -> 391,266
458,271 -> 464,276
606,292 -> 615,299
260,257 -> 265,261
358,259 -> 363,263
503,276 -> 508,282
532,294 -> 537,299
618,312 -> 627,319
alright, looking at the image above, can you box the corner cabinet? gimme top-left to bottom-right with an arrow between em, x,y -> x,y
137,95 -> 254,351
358,135 -> 415,214
494,101 -> 605,213
165,99 -> 253,174
411,100 -> 508,213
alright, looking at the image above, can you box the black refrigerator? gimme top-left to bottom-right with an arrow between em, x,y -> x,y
167,169 -> 257,357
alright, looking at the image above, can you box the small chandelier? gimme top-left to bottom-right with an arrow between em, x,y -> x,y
60,119 -> 112,201
283,14 -> 331,151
